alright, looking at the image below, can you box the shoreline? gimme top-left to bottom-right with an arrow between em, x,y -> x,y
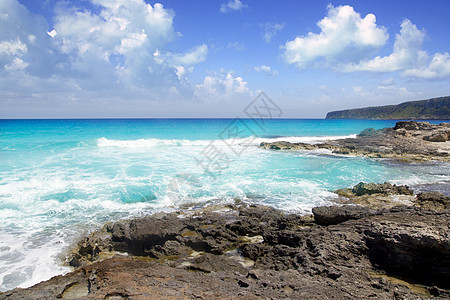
1,188 -> 448,299
1,121 -> 449,298
260,121 -> 450,162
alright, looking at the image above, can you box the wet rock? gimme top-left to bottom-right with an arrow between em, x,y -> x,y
260,121 -> 450,162
352,182 -> 413,196
2,203 -> 449,299
358,128 -> 381,137
312,205 -> 371,225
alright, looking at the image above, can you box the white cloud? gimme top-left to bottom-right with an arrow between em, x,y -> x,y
195,72 -> 252,100
403,52 -> 450,79
283,5 -> 388,68
0,40 -> 27,56
343,19 -> 450,79
344,19 -> 427,72
0,0 -> 57,77
0,40 -> 29,71
0,0 -> 215,114
282,5 -> 450,79
51,0 -> 177,85
254,65 -> 278,76
220,0 -> 247,13
0,0 -> 259,117
4,57 -> 29,71
167,44 -> 208,66
263,22 -> 284,43
115,32 -> 148,54
352,84 -> 415,100
41,0 -> 206,91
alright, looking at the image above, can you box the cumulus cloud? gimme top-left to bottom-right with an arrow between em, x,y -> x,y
164,44 -> 208,66
263,22 -> 284,43
283,5 -> 388,68
0,0 -> 56,76
49,0 -> 181,88
4,57 -> 29,71
254,65 -> 278,76
343,19 -> 450,79
344,19 -> 427,72
220,0 -> 247,13
0,40 -> 27,56
0,0 -> 260,118
283,5 -> 450,79
402,52 -> 450,79
0,0 -> 213,102
195,71 -> 252,100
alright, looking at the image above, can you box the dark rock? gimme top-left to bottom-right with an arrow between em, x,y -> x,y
423,133 -> 448,142
364,217 -> 450,288
415,191 -> 450,210
352,182 -> 413,196
394,121 -> 433,131
358,128 -> 380,137
260,121 -> 450,162
238,280 -> 249,288
417,191 -> 449,203
2,204 -> 449,299
312,205 -> 371,225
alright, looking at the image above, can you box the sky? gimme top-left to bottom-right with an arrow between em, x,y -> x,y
1,0 -> 450,118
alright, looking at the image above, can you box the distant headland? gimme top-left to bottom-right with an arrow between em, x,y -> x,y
326,96 -> 450,120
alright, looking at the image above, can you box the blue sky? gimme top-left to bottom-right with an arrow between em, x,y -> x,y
1,0 -> 450,118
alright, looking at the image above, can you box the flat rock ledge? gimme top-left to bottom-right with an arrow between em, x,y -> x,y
334,182 -> 449,211
260,121 -> 450,162
1,203 -> 449,300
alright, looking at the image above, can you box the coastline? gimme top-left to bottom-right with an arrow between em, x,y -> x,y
0,120 -> 449,299
1,193 -> 448,299
260,121 -> 450,162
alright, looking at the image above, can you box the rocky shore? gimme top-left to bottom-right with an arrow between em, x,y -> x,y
1,121 -> 449,299
260,121 -> 450,161
1,184 -> 449,299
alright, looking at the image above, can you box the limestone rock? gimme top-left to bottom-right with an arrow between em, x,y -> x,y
312,205 -> 371,225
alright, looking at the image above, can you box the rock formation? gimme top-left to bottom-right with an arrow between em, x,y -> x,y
2,202 -> 449,299
260,121 -> 450,161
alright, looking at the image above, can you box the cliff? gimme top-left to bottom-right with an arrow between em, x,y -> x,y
326,96 -> 450,120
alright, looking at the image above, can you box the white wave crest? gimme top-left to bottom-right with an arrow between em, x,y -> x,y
253,134 -> 357,144
96,134 -> 357,148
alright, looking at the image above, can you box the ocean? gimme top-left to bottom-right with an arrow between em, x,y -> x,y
0,118 -> 449,291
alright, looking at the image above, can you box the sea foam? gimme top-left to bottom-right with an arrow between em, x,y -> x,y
96,134 -> 357,148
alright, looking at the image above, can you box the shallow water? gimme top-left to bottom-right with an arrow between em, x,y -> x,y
0,118 -> 448,291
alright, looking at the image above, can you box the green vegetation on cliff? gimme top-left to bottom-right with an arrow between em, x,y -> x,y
326,96 -> 450,120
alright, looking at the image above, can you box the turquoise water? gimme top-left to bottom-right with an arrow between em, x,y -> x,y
0,118 -> 449,290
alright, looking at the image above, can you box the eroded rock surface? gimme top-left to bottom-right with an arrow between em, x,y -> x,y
260,121 -> 450,161
2,203 -> 449,299
414,191 -> 450,211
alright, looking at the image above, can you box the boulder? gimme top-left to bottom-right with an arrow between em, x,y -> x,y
352,182 -> 413,196
358,128 -> 379,137
415,191 -> 449,210
312,205 -> 371,225
394,121 -> 432,131
365,214 -> 450,288
423,132 -> 448,142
